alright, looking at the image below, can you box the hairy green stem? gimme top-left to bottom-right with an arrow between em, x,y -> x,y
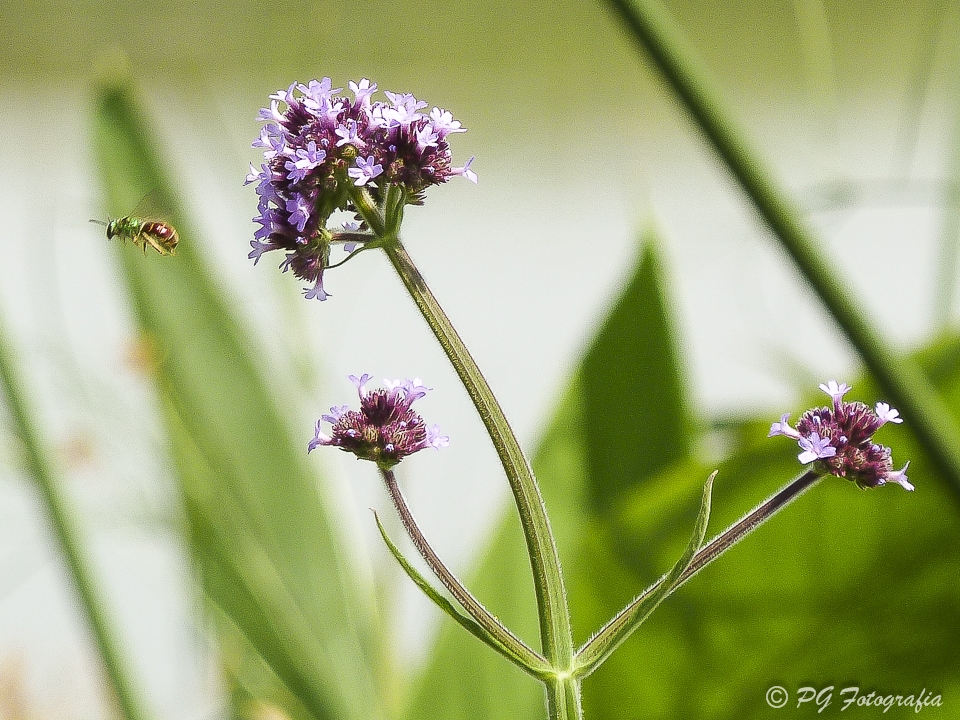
0,322 -> 151,720
546,675 -> 583,720
379,469 -> 550,673
381,238 -> 575,671
676,470 -> 822,585
604,0 -> 960,499
576,469 -> 823,675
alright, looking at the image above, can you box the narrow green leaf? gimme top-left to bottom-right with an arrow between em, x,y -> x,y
372,511 -> 540,674
217,610 -> 318,720
934,32 -> 960,324
91,78 -> 381,720
574,472 -> 713,677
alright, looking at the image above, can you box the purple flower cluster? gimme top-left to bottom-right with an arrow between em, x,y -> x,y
309,374 -> 449,469
247,78 -> 477,300
768,381 -> 912,490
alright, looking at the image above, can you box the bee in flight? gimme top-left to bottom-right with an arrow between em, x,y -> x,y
90,216 -> 179,256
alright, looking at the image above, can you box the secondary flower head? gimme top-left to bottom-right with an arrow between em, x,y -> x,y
768,381 -> 912,490
308,374 -> 449,469
247,78 -> 476,300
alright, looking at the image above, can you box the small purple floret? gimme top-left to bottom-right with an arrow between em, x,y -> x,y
348,155 -> 383,186
769,381 -> 912,490
797,431 -> 837,464
309,374 -> 448,469
768,413 -> 800,440
247,77 -> 476,301
875,402 -> 902,425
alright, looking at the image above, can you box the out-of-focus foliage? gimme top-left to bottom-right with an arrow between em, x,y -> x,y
1,0 -> 957,717
402,238 -> 960,719
92,80 -> 385,720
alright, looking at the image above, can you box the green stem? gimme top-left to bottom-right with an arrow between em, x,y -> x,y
546,675 -> 583,720
381,238 -> 575,670
0,322 -> 151,720
604,0 -> 960,499
379,469 -> 550,674
576,469 -> 823,676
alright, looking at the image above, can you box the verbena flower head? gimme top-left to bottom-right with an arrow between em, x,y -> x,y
308,374 -> 449,469
768,380 -> 912,490
247,78 -> 477,300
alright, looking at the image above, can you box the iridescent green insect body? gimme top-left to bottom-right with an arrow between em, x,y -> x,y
91,215 -> 179,256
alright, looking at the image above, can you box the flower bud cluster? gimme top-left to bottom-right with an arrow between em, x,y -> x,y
247,78 -> 476,300
768,381 -> 912,490
309,374 -> 449,469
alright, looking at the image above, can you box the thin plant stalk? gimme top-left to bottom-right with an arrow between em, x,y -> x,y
576,469 -> 823,676
890,0 -> 952,179
380,238 -> 579,716
0,321 -> 151,720
603,0 -> 960,499
378,469 -> 549,674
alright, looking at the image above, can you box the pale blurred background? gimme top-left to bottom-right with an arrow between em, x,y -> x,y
2,0 -> 958,716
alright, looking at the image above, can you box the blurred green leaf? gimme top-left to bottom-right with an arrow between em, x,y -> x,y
91,79 -> 383,720
576,343 -> 960,719
0,313 -> 152,720
580,240 -> 692,517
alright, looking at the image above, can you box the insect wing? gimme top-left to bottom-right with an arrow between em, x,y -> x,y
130,188 -> 173,220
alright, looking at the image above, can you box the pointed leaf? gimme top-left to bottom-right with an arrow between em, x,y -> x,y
581,239 -> 691,517
372,511 -> 539,673
574,471 -> 713,676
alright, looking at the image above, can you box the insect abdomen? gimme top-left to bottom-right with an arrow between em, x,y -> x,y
141,221 -> 179,254
141,221 -> 174,241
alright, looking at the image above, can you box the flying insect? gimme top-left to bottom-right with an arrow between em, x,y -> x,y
90,215 -> 179,256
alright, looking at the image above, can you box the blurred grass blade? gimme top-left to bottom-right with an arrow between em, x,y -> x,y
934,14 -> 960,325
403,236 -> 691,718
890,0 -> 953,177
168,407 -> 354,718
0,319 -> 151,720
217,608 -> 320,720
790,0 -> 836,111
91,78 -> 381,719
602,0 -> 960,500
